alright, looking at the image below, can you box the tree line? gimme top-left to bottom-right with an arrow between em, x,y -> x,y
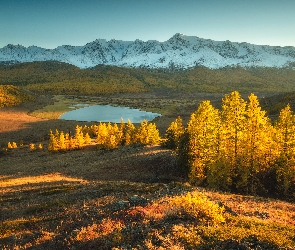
2,61 -> 295,94
48,119 -> 160,151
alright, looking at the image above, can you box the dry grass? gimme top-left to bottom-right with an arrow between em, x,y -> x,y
1,145 -> 295,249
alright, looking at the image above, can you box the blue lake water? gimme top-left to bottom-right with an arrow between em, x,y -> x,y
59,104 -> 161,123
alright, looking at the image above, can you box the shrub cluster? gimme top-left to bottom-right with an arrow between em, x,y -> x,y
161,192 -> 225,225
165,91 -> 295,200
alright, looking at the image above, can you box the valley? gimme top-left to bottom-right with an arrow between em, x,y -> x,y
1,56 -> 295,248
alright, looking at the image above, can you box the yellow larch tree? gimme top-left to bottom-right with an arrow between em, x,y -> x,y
125,120 -> 136,145
74,125 -> 85,149
220,91 -> 246,184
147,122 -> 161,145
135,120 -> 161,145
59,131 -> 67,151
239,93 -> 275,194
48,129 -> 59,151
164,116 -> 184,150
274,104 -> 295,197
96,122 -> 109,149
187,100 -> 221,185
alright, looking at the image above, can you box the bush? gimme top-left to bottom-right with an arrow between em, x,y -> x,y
163,192 -> 225,225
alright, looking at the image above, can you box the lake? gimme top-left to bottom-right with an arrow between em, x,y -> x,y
59,104 -> 161,123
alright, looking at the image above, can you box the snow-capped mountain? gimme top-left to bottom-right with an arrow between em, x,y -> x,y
1,33 -> 295,69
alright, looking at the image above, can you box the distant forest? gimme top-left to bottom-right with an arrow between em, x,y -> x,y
1,61 -> 295,95
2,61 -> 295,114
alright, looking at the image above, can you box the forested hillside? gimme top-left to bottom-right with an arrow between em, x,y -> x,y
0,85 -> 35,107
1,62 -> 295,94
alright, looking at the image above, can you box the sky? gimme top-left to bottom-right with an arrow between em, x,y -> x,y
1,0 -> 295,49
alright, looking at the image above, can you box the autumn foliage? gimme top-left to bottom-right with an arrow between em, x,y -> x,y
166,91 -> 295,200
0,85 -> 35,108
48,120 -> 161,151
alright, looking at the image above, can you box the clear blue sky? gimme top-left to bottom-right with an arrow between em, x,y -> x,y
1,0 -> 294,49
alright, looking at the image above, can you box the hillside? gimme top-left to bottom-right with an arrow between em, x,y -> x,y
1,141 -> 295,249
1,62 -> 295,94
0,85 -> 35,108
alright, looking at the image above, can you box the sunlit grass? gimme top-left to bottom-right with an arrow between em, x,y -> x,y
30,95 -> 78,119
1,146 -> 294,248
1,178 -> 295,248
0,173 -> 87,188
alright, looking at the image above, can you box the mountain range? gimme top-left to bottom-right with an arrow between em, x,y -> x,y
1,33 -> 295,69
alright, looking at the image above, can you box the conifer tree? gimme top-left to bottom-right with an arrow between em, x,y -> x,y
187,100 -> 221,184
125,120 -> 136,145
146,122 -> 161,145
164,116 -> 184,150
240,93 -> 275,193
96,123 -> 108,148
29,143 -> 35,151
111,123 -> 121,146
59,131 -> 67,150
75,125 -> 85,149
135,120 -> 161,145
84,132 -> 92,144
275,104 -> 295,158
274,104 -> 295,196
48,129 -> 59,151
136,120 -> 149,144
220,91 -> 246,184
7,142 -> 12,149
68,134 -> 76,150
105,134 -> 117,149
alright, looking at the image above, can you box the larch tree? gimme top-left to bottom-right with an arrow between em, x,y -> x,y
146,122 -> 161,145
240,93 -> 275,194
125,120 -> 136,145
136,120 -> 149,144
96,122 -> 109,148
275,104 -> 295,159
48,130 -> 59,151
74,125 -> 85,149
220,91 -> 246,180
59,131 -> 67,151
187,100 -> 221,185
164,116 -> 184,150
274,104 -> 295,197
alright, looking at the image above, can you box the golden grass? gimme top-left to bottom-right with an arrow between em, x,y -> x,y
30,95 -> 78,119
204,190 -> 295,226
1,175 -> 295,249
0,173 -> 87,188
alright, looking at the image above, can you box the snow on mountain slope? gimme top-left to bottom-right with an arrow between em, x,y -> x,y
1,33 -> 295,69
